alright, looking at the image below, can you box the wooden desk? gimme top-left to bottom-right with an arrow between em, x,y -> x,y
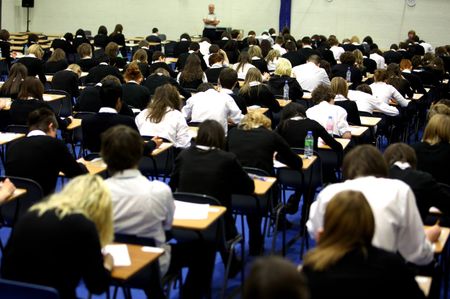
151,142 -> 173,156
412,93 -> 424,100
299,154 -> 317,170
43,94 -> 65,102
0,132 -> 25,145
424,226 -> 450,254
66,118 -> 82,130
247,107 -> 269,114
126,37 -> 145,43
11,46 -> 24,52
172,205 -> 226,230
165,57 -> 178,64
252,176 -> 277,196
302,92 -> 312,99
9,40 -> 27,46
360,116 -> 382,127
59,158 -> 106,176
125,43 -> 139,48
349,125 -> 369,137
416,276 -> 432,297
276,99 -> 291,107
1,188 -> 27,205
111,243 -> 163,281
10,35 -> 28,41
318,138 -> 350,150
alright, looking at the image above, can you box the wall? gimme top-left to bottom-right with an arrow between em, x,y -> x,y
2,0 -> 449,48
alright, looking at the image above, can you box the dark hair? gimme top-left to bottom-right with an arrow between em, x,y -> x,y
260,39 -> 272,58
343,145 -> 388,179
390,43 -> 399,50
98,25 -> 108,35
75,29 -> 85,38
374,69 -> 388,82
147,84 -> 181,123
280,102 -> 307,122
101,125 -> 143,174
356,84 -> 372,95
63,32 -> 73,42
311,84 -> 335,104
243,256 -> 310,299
152,27 -> 158,34
180,33 -> 191,41
99,78 -> 122,108
209,44 -> 220,54
197,82 -> 214,92
284,40 -> 297,52
247,36 -> 258,46
28,33 -> 39,44
231,29 -> 240,39
180,54 -> 203,82
196,119 -> 225,149
18,77 -> 44,101
0,63 -> 27,97
301,36 -> 312,45
340,51 -> 356,66
28,108 -> 58,132
208,53 -> 224,65
268,28 -> 276,35
362,36 -> 373,45
384,143 -> 417,169
0,29 -> 10,41
152,51 -> 165,61
77,43 -> 92,57
219,68 -> 238,89
189,42 -> 200,52
47,48 -> 66,63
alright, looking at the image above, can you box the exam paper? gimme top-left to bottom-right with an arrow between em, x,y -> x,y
103,244 -> 131,266
174,200 -> 210,220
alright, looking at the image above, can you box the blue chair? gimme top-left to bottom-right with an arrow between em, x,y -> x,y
0,278 -> 60,299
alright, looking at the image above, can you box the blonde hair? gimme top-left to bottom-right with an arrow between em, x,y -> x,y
31,174 -> 113,247
352,49 -> 364,69
427,103 -> 450,120
239,67 -> 263,95
265,49 -> 280,63
422,114 -> 450,145
239,111 -> 272,130
330,77 -> 348,98
274,58 -> 292,77
67,64 -> 82,77
303,190 -> 374,271
132,49 -> 148,64
248,45 -> 263,59
27,44 -> 44,59
350,35 -> 360,44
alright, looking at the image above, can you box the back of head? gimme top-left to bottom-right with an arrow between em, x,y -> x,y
423,114 -> 450,145
209,53 -> 224,66
77,43 -> 92,58
98,25 -> 108,35
196,119 -> 225,149
147,84 -> 181,123
243,256 -> 310,299
308,54 -> 320,65
0,29 -> 10,41
67,64 -> 81,76
124,61 -> 143,82
311,84 -> 335,104
152,27 -> 159,34
31,174 -> 113,247
280,102 -> 306,123
399,59 -> 412,71
151,51 -> 164,62
374,69 -> 388,82
75,29 -> 85,38
330,77 -> 348,97
284,40 -> 297,52
101,125 -> 143,174
343,145 -> 388,179
356,84 -> 372,95
105,42 -> 119,59
218,67 -> 238,89
99,78 -> 122,108
386,63 -> 401,77
239,111 -> 271,130
27,107 -> 58,132
339,51 -> 356,66
48,48 -> 66,62
302,36 -> 312,45
274,58 -> 292,77
384,143 -> 417,169
153,67 -> 170,77
248,45 -> 263,58
133,49 -> 148,63
427,102 -> 450,120
63,32 -> 73,42
189,42 -> 200,52
1,63 -> 27,95
303,190 -> 375,271
114,24 -> 123,34
180,33 -> 191,42
390,43 -> 399,51
27,44 -> 44,59
18,76 -> 44,100
209,44 -> 220,54
196,82 -> 214,92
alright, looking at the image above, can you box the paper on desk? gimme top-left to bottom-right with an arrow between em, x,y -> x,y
103,244 -> 131,266
142,246 -> 164,253
273,160 -> 287,168
174,200 -> 210,220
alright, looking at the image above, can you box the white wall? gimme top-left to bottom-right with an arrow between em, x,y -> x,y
2,0 -> 449,49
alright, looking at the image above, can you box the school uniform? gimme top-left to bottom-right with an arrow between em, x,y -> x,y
268,75 -> 304,101
231,62 -> 256,80
331,64 -> 362,88
333,94 -> 361,125
282,51 -> 306,67
413,142 -> 450,186
77,57 -> 99,72
292,62 -> 331,92
240,82 -> 280,113
219,88 -> 248,115
205,64 -> 226,84
84,62 -> 124,85
122,81 -> 151,110
347,90 -> 399,116
306,101 -> 351,137
250,57 -> 268,74
143,74 -> 191,99
93,34 -> 110,49
17,55 -> 47,84
44,60 -> 69,74
148,61 -> 176,78
370,82 -> 410,107
51,69 -> 80,98
177,72 -> 207,90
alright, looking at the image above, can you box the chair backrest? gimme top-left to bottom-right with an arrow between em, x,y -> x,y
72,111 -> 96,155
45,89 -> 73,117
0,176 -> 44,226
5,125 -> 28,134
114,233 -> 156,247
0,278 -> 59,299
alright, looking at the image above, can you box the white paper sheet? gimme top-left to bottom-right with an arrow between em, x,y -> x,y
103,244 -> 131,266
174,200 -> 210,220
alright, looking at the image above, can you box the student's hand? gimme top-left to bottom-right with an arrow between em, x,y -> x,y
342,132 -> 352,139
0,179 -> 16,202
425,224 -> 441,243
103,253 -> 114,271
11,52 -> 17,59
151,136 -> 163,148
262,72 -> 271,81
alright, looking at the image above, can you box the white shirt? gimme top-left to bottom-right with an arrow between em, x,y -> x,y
307,176 -> 434,266
232,62 -> 256,80
199,40 -> 211,56
292,62 -> 330,92
370,82 -> 411,108
98,107 -> 118,114
267,57 -> 279,72
420,42 -> 434,54
135,108 -> 191,148
106,169 -> 175,275
369,53 -> 386,70
330,45 -> 345,61
204,13 -> 217,29
347,90 -> 399,116
306,101 -> 350,136
272,44 -> 287,56
27,130 -> 46,137
182,88 -> 243,132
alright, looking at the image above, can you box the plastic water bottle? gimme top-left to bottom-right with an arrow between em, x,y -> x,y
345,67 -> 352,82
326,116 -> 334,136
0,47 -> 2,58
283,80 -> 289,100
304,131 -> 314,159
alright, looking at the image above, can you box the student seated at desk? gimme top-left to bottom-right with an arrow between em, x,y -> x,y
76,43 -> 99,73
268,58 -> 303,102
52,64 -> 82,99
84,56 -> 124,85
105,42 -> 127,69
1,175 -> 114,299
302,190 -> 426,299
384,143 -> 450,223
6,108 -> 87,196
347,84 -> 399,117
143,68 -> 191,99
73,29 -> 90,53
177,54 -> 208,90
370,69 -> 410,108
218,68 -> 248,114
227,112 -> 302,254
44,48 -> 69,74
306,84 -> 352,139
243,256 -> 310,299
17,44 -> 46,85
93,25 -> 111,50
170,120 -> 254,273
9,77 -> 72,129
386,63 -> 414,99
121,62 -> 150,111
0,178 -> 16,203
205,53 -> 226,84
0,62 -> 27,100
0,29 -> 11,66
129,49 -> 151,79
330,77 -> 361,126
248,45 -> 269,74
307,145 -> 439,266
148,51 -> 176,78
102,125 -> 215,299
182,83 -> 242,132
135,84 -> 191,148
82,77 -> 159,153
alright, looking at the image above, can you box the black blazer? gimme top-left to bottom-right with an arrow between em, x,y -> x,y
331,64 -> 362,88
413,142 -> 450,185
173,41 -> 190,58
383,50 -> 403,65
148,61 -> 176,78
240,84 -> 280,113
176,52 -> 207,71
51,39 -> 75,55
205,66 -> 226,84
298,47 -> 319,60
334,99 -> 361,125
51,69 -> 80,98
402,71 -> 426,94
251,58 -> 269,74
93,34 -> 110,49
77,57 -> 99,72
0,40 -> 11,65
143,74 -> 191,99
44,60 -> 69,74
16,57 -> 46,84
268,75 -> 303,101
282,51 -> 305,67
5,135 -> 87,195
122,82 -> 151,110
85,64 -> 124,85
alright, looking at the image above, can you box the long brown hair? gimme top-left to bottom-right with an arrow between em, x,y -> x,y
180,54 -> 203,82
146,84 -> 181,123
0,63 -> 27,97
239,67 -> 262,96
303,190 -> 375,271
18,77 -> 44,101
124,62 -> 143,82
47,48 -> 66,63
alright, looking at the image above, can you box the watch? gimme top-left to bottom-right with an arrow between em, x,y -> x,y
406,0 -> 416,7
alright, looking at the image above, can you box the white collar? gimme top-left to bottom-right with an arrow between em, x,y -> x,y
127,80 -> 138,84
222,37 -> 229,40
334,94 -> 347,101
25,54 -> 36,58
99,62 -> 108,66
210,63 -> 223,68
220,88 -> 233,94
196,145 -> 216,151
251,56 -> 261,60
27,130 -> 47,137
394,161 -> 411,170
188,50 -> 195,54
249,81 -> 261,87
99,107 -> 118,113
303,45 -> 312,49
112,169 -> 141,178
402,69 -> 412,73
290,116 -> 305,121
